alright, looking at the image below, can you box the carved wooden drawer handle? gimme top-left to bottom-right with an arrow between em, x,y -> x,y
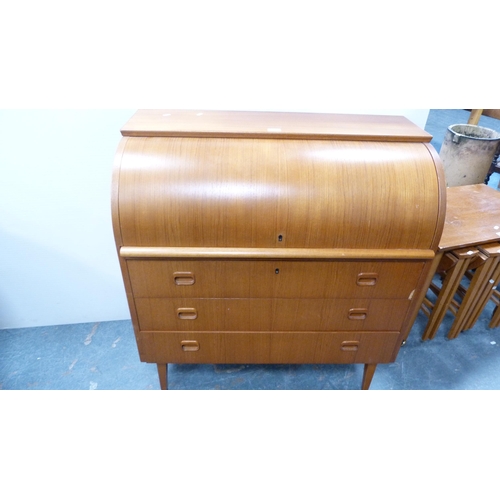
348,308 -> 368,320
177,308 -> 198,320
174,272 -> 196,286
181,340 -> 200,352
341,341 -> 360,352
356,273 -> 379,286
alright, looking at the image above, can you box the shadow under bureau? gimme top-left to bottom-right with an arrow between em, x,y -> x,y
112,110 -> 446,389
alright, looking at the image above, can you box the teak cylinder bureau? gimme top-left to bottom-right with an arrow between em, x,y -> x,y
112,110 -> 446,390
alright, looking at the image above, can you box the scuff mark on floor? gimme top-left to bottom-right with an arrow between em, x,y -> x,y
89,381 -> 98,390
112,337 -> 121,348
63,359 -> 79,376
214,365 -> 247,374
84,323 -> 100,346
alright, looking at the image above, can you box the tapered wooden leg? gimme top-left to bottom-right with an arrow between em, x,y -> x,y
362,364 -> 377,390
491,308 -> 500,328
421,248 -> 478,341
157,363 -> 168,390
461,248 -> 500,333
448,254 -> 494,338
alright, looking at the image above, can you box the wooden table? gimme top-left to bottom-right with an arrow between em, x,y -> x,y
421,184 -> 500,340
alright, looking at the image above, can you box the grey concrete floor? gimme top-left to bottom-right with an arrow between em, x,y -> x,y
2,302 -> 500,390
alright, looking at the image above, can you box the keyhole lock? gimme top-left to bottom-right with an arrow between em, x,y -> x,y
275,268 -> 280,274
278,234 -> 283,242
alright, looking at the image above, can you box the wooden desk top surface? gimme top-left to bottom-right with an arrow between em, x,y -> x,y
440,184 -> 500,251
120,109 -> 432,142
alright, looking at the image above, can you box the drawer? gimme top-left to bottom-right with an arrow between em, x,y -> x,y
136,330 -> 402,365
127,260 -> 424,299
134,298 -> 411,332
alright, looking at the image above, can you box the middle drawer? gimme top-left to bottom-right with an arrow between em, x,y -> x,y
135,297 -> 411,332
127,260 -> 424,299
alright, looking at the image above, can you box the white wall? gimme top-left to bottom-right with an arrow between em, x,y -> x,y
0,108 -> 429,329
0,110 -> 135,329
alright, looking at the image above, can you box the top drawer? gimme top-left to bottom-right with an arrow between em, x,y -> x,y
126,259 -> 425,299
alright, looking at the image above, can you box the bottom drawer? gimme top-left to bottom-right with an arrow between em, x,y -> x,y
136,330 -> 402,365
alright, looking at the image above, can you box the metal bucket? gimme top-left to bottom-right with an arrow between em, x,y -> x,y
439,124 -> 500,186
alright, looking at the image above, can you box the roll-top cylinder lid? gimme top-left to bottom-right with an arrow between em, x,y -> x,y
120,109 -> 433,142
113,109 -> 445,253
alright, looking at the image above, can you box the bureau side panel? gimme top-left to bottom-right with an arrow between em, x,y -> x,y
111,137 -> 143,337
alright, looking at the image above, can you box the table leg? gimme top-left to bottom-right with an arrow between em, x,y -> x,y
447,255 -> 492,338
361,364 -> 377,390
460,262 -> 500,333
461,247 -> 500,332
157,363 -> 168,390
490,291 -> 500,328
421,250 -> 476,341
448,244 -> 500,338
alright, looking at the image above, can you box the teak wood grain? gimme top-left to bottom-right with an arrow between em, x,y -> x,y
134,297 -> 412,332
116,138 -> 442,250
440,184 -> 500,251
120,109 -> 433,142
126,260 -> 425,299
120,246 -> 435,260
112,110 -> 446,390
137,331 -> 402,365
